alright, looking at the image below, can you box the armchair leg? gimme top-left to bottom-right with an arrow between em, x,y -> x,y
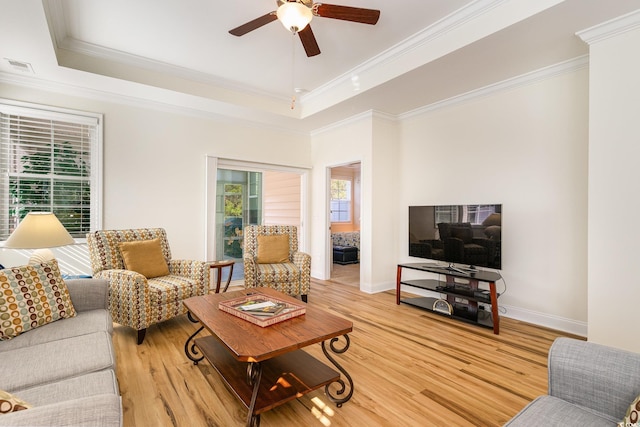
137,328 -> 147,345
301,294 -> 308,303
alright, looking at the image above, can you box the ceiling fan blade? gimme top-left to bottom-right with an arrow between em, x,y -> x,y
314,3 -> 380,25
298,25 -> 321,57
229,12 -> 277,36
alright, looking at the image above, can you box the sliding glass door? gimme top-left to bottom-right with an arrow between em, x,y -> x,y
215,169 -> 262,279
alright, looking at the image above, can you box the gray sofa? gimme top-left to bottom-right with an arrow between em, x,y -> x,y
505,337 -> 640,426
0,279 -> 122,426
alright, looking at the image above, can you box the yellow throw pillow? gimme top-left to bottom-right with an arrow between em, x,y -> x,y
256,235 -> 290,264
0,389 -> 31,414
119,238 -> 170,278
0,260 -> 76,341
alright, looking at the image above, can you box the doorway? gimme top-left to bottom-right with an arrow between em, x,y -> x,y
328,162 -> 361,286
206,157 -> 308,284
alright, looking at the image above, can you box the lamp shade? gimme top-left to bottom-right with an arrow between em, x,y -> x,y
4,212 -> 75,249
277,2 -> 313,33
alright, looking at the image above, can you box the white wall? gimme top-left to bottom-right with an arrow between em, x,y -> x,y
310,115 -> 371,282
396,69 -> 590,334
584,16 -> 640,353
0,83 -> 311,263
0,55 -> 601,339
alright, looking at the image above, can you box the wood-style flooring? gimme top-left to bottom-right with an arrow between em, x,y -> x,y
113,277 -> 581,427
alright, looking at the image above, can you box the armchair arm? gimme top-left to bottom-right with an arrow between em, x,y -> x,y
243,256 -> 257,288
93,269 -> 149,330
168,259 -> 210,295
548,337 -> 640,420
293,251 -> 311,295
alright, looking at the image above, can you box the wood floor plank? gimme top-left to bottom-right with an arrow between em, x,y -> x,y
113,276 -> 582,426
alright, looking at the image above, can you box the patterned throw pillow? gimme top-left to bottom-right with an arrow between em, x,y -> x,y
0,389 -> 31,414
619,394 -> 640,427
0,260 -> 76,341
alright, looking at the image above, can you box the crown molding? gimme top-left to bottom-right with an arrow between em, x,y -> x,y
301,0 -> 508,105
43,0 -> 288,104
0,71 -> 308,136
399,55 -> 589,121
576,8 -> 640,45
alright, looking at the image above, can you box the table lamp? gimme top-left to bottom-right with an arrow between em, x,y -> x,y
4,212 -> 75,264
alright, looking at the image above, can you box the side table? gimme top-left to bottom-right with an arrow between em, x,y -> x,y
210,260 -> 234,293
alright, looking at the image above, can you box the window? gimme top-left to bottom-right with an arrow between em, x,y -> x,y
330,178 -> 351,222
0,100 -> 102,240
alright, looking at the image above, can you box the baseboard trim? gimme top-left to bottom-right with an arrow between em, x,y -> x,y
398,285 -> 587,337
498,304 -> 587,337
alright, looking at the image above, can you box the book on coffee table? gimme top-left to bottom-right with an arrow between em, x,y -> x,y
219,292 -> 306,327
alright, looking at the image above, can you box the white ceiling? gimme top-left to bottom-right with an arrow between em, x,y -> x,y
1,0 -> 640,132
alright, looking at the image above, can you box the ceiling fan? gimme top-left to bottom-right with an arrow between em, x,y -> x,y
229,0 -> 381,57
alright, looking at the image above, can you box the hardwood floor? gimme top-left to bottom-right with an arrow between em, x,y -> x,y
330,263 -> 360,286
113,278 -> 581,427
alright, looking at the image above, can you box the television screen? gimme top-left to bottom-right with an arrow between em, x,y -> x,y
409,204 -> 502,269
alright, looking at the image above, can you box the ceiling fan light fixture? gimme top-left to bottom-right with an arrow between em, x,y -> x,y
277,2 -> 313,33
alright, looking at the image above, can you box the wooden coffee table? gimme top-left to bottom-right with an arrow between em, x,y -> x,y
183,287 -> 354,427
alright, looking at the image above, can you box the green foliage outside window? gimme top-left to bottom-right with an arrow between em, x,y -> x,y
9,142 -> 90,237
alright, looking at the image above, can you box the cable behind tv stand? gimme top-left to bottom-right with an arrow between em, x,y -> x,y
396,263 -> 502,334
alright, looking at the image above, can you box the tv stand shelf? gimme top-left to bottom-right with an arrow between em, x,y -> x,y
396,263 -> 502,334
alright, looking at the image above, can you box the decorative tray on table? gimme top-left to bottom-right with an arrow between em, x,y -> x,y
218,292 -> 306,327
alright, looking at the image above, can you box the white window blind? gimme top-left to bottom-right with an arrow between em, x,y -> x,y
0,101 -> 101,240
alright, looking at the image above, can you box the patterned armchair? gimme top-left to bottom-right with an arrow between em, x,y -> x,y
86,228 -> 210,344
243,225 -> 311,302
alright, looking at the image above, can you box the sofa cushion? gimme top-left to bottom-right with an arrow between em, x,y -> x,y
0,394 -> 121,427
0,331 -> 115,392
11,370 -> 118,407
0,261 -> 76,341
119,238 -> 169,278
256,235 -> 290,264
0,309 -> 112,353
505,395 -> 616,426
618,394 -> 640,427
0,389 -> 31,414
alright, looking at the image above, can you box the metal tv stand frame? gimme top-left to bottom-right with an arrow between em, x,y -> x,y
396,263 -> 502,334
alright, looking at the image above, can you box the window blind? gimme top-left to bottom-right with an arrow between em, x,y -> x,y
0,102 -> 100,240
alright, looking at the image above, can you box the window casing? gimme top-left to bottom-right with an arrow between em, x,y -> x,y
0,100 -> 102,240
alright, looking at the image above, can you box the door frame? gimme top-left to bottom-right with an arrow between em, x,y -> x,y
325,161 -> 362,281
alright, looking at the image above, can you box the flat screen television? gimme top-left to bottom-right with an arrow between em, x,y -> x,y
408,204 -> 502,270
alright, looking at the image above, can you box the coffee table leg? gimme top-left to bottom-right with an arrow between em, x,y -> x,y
246,362 -> 263,427
184,311 -> 205,365
321,334 -> 354,407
